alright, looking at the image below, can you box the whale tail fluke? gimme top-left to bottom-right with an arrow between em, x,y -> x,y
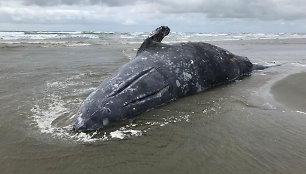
137,26 -> 170,56
252,61 -> 282,70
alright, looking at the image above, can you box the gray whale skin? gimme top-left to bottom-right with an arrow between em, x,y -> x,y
73,26 -> 265,131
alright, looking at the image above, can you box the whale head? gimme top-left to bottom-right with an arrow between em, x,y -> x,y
73,66 -> 170,132
73,93 -> 117,132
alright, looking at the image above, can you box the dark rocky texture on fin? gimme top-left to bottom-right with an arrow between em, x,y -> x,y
136,26 -> 170,56
149,26 -> 170,42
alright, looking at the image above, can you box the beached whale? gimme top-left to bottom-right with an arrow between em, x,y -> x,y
73,26 -> 267,131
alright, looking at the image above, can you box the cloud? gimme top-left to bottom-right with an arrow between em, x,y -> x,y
11,0 -> 140,6
1,0 -> 306,31
158,0 -> 306,20
0,1 -> 163,25
1,0 -> 306,21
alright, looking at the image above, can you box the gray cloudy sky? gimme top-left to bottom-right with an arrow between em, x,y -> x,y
1,0 -> 306,32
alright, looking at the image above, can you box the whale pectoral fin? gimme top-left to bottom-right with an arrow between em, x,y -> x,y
136,26 -> 170,56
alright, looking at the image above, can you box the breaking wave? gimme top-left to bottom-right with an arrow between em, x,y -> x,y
2,31 -> 306,47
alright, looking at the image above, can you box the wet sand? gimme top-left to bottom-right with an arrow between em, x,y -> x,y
271,72 -> 306,112
1,38 -> 306,174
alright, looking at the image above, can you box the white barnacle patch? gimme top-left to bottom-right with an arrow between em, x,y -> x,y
166,59 -> 174,67
77,115 -> 83,123
176,80 -> 181,87
183,72 -> 192,80
113,83 -> 119,88
85,97 -> 94,103
127,87 -> 137,92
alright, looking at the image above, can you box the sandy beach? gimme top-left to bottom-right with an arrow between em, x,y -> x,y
271,72 -> 306,112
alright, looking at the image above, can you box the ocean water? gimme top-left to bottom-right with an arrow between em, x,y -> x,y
1,31 -> 306,174
2,31 -> 306,47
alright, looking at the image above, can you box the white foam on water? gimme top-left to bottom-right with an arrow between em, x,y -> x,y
2,31 -> 306,46
143,114 -> 191,127
0,31 -> 99,40
291,63 -> 306,67
30,89 -> 107,143
30,75 -> 101,142
66,43 -> 92,47
31,94 -> 68,134
110,129 -> 143,139
46,79 -> 86,89
296,111 -> 306,115
72,87 -> 96,96
110,130 -> 125,139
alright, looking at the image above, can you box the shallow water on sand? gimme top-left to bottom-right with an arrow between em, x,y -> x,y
1,39 -> 306,174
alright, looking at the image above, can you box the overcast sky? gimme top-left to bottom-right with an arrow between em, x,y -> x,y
1,0 -> 306,32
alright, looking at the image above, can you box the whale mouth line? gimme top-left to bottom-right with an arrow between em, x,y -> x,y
108,67 -> 155,98
123,85 -> 169,107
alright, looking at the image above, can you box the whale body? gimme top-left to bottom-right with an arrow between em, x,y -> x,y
73,26 -> 262,131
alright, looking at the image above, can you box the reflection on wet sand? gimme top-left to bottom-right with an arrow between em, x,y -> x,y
271,72 -> 306,112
